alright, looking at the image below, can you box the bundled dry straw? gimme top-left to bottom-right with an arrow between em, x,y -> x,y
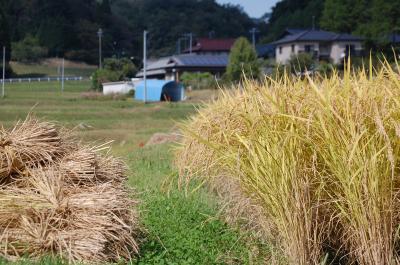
0,117 -> 138,263
176,61 -> 400,264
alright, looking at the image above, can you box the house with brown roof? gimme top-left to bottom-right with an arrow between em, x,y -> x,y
184,38 -> 236,55
272,29 -> 364,64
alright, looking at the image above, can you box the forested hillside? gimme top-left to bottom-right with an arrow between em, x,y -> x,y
265,0 -> 400,50
0,0 -> 399,66
0,0 -> 255,64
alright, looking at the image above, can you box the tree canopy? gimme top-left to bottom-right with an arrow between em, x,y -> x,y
0,0 -> 256,63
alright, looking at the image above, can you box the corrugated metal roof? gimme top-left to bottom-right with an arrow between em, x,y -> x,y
256,44 -> 275,57
174,54 -> 228,67
136,54 -> 228,77
272,30 -> 363,45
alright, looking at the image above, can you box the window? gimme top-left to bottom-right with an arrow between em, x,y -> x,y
279,46 -> 282,54
345,44 -> 355,53
291,44 -> 295,53
304,45 -> 314,53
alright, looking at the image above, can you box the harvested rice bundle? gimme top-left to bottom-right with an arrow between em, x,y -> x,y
95,154 -> 127,184
0,117 -> 138,263
59,147 -> 127,185
59,147 -> 97,185
0,117 -> 67,180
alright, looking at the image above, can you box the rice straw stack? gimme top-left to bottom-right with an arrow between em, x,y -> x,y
0,117 -> 138,263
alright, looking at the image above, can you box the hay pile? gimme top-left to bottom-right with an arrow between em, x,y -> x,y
0,117 -> 138,263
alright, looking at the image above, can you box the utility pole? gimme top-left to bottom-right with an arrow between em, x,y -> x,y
312,16 -> 316,30
143,30 -> 148,104
98,28 -> 103,69
250,28 -> 259,48
183,33 -> 193,54
61,58 -> 65,92
2,46 -> 5,99
177,37 -> 185,54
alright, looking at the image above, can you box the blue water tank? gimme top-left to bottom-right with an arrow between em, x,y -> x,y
135,80 -> 184,102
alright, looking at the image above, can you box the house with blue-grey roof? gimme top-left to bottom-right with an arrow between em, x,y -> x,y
272,29 -> 364,64
136,54 -> 228,81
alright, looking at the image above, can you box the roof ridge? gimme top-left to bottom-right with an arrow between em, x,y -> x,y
294,30 -> 310,41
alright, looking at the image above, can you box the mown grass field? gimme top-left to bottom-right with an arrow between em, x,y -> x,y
0,81 -> 267,264
10,60 -> 97,78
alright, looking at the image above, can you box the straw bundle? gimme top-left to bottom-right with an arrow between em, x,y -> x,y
0,118 -> 138,263
0,117 -> 66,181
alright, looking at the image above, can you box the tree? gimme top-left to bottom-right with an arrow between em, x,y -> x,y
320,0 -> 370,34
0,3 -> 13,76
91,57 -> 137,90
263,0 -> 325,42
11,35 -> 48,63
226,37 -> 260,82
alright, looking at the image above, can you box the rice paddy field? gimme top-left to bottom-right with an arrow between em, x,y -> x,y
0,81 -> 268,264
5,62 -> 400,265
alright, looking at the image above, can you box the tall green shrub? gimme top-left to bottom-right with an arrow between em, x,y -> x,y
226,37 -> 260,82
91,57 -> 137,91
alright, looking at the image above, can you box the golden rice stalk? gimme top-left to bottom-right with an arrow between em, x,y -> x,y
177,61 -> 400,264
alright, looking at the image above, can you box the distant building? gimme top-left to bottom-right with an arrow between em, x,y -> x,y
102,81 -> 134,95
183,38 -> 236,55
272,29 -> 364,64
136,54 -> 229,81
256,44 -> 276,59
388,34 -> 400,47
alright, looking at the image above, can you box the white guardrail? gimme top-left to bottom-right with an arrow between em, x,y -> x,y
0,76 -> 86,83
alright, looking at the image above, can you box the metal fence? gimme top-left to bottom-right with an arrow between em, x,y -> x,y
0,76 -> 86,83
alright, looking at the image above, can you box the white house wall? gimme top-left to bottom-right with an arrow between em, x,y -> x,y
330,41 -> 363,64
276,44 -> 293,64
276,41 -> 363,65
276,42 -> 320,64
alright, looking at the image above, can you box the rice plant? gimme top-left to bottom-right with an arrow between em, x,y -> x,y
177,61 -> 400,264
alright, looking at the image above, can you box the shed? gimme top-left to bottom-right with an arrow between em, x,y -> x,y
102,81 -> 134,95
135,80 -> 184,102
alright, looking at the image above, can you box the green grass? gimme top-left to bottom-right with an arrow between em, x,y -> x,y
0,81 -> 195,156
128,145 -> 267,265
0,82 -> 267,264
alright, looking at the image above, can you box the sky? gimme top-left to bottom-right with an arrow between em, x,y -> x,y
216,0 -> 280,18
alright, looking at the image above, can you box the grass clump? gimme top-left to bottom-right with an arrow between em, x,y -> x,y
128,145 -> 269,265
177,61 -> 400,264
